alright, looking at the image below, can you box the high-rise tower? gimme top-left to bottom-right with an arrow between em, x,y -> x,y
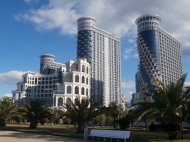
135,14 -> 183,100
77,17 -> 121,107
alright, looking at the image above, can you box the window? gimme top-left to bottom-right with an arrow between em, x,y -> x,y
81,87 -> 85,95
86,89 -> 88,96
58,98 -> 63,106
82,76 -> 85,83
75,86 -> 79,94
86,67 -> 88,74
67,86 -> 72,94
75,75 -> 79,82
76,64 -> 78,70
66,98 -> 72,105
86,77 -> 88,85
82,65 -> 85,72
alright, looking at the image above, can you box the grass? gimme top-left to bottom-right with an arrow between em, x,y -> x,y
1,123 -> 190,142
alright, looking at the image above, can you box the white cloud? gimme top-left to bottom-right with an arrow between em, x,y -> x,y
133,53 -> 138,58
122,92 -> 133,102
3,93 -> 12,97
185,82 -> 190,86
15,0 -> 190,56
0,71 -> 30,86
121,81 -> 135,89
123,48 -> 138,60
128,39 -> 135,43
24,0 -> 39,4
123,48 -> 133,60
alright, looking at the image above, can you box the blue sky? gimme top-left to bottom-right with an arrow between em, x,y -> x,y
0,0 -> 190,102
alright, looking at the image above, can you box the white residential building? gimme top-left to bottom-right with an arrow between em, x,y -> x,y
12,54 -> 91,108
77,17 -> 121,107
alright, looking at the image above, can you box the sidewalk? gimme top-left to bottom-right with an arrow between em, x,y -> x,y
0,131 -> 91,142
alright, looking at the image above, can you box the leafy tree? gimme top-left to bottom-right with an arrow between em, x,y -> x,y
106,102 -> 123,129
94,114 -> 106,127
137,74 -> 190,139
0,97 -> 16,127
17,99 -> 52,129
105,115 -> 113,127
64,97 -> 104,133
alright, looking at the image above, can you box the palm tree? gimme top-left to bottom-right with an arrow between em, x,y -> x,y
137,74 -> 190,139
107,102 -> 123,129
17,99 -> 52,129
64,97 -> 104,133
0,97 -> 16,127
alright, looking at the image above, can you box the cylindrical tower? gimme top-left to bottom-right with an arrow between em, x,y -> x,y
135,14 -> 161,33
135,14 -> 162,97
77,17 -> 96,63
77,17 -> 96,31
40,54 -> 55,74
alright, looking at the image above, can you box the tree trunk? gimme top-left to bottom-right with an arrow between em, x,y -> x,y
29,120 -> 38,129
77,124 -> 85,133
0,119 -> 6,127
176,124 -> 184,139
145,121 -> 149,131
113,117 -> 116,129
167,124 -> 183,139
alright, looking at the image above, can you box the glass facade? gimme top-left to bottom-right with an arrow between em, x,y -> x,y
77,30 -> 93,63
135,14 -> 183,101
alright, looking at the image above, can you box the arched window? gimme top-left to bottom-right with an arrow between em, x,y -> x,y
82,65 -> 85,72
75,86 -> 79,94
66,98 -> 71,105
86,77 -> 88,85
82,76 -> 85,83
75,75 -> 79,82
86,67 -> 88,74
58,97 -> 63,106
81,87 -> 85,95
86,89 -> 88,96
67,86 -> 72,94
41,94 -> 44,97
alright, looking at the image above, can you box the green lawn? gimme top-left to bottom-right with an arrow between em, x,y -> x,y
1,123 -> 190,142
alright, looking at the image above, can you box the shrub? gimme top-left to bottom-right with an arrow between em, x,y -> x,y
118,117 -> 130,130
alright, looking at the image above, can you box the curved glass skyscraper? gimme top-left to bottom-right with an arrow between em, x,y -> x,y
77,17 -> 121,107
135,14 -> 183,100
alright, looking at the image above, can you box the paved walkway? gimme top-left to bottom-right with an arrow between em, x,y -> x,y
0,131 -> 91,142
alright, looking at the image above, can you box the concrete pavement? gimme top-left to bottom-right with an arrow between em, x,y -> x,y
0,131 -> 91,142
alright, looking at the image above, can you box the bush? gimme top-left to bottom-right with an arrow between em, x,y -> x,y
118,117 -> 130,130
149,123 -> 180,131
39,118 -> 49,125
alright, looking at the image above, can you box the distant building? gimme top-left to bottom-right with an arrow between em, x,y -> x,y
131,93 -> 140,105
77,17 -> 121,107
12,54 -> 91,108
135,14 -> 183,101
